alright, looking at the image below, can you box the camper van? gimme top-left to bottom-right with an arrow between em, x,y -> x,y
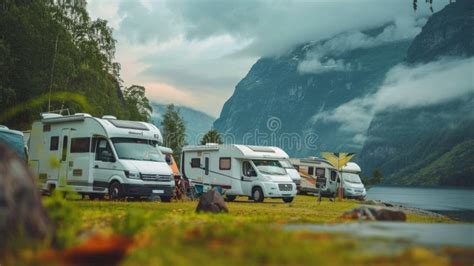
28,113 -> 175,201
290,157 -> 366,199
181,144 -> 297,203
279,159 -> 302,192
340,162 -> 366,199
0,125 -> 27,160
158,146 -> 190,199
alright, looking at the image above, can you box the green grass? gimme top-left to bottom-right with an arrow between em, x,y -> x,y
6,195 -> 456,265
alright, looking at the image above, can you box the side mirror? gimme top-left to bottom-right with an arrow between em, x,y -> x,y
246,169 -> 256,177
165,155 -> 171,164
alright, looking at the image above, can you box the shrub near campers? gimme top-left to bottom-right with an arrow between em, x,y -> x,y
27,113 -> 175,201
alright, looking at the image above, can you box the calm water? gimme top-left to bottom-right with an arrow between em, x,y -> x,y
286,222 -> 474,247
366,186 -> 474,221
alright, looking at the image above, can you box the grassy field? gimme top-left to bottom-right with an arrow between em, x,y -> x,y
8,195 -> 466,265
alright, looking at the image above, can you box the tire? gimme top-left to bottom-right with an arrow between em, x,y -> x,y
89,194 -> 105,200
225,195 -> 237,202
160,196 -> 172,202
252,187 -> 264,203
108,181 -> 125,200
282,197 -> 294,203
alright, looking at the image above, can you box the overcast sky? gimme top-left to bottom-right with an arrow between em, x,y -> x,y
87,0 -> 445,117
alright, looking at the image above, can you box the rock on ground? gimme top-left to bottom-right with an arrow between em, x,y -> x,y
195,189 -> 229,213
0,143 -> 53,253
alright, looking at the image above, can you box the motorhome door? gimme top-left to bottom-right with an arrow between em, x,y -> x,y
93,138 -> 117,186
328,169 -> 339,196
202,152 -> 211,191
58,128 -> 70,187
67,135 -> 92,187
241,161 -> 256,196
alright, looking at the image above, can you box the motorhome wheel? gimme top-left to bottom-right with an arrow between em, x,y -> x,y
252,187 -> 264,203
89,193 -> 105,200
282,197 -> 294,203
160,196 -> 172,202
109,181 -> 124,200
225,195 -> 237,202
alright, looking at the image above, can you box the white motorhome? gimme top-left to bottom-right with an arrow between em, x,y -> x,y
0,125 -> 27,160
290,157 -> 339,196
28,113 -> 175,201
279,159 -> 302,192
290,157 -> 366,199
181,144 -> 297,203
340,162 -> 366,199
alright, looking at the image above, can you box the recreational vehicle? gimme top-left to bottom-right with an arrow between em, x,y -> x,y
28,113 -> 175,201
158,146 -> 189,199
340,162 -> 366,199
290,157 -> 366,199
290,157 -> 339,196
279,159 -> 302,192
0,125 -> 27,160
181,144 -> 297,203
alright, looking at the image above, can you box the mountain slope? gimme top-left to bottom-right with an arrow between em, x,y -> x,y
214,25 -> 413,156
151,103 -> 215,145
359,0 -> 474,186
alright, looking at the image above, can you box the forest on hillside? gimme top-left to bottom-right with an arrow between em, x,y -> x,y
0,0 -> 151,129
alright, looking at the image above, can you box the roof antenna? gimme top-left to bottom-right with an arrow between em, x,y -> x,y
48,34 -> 59,112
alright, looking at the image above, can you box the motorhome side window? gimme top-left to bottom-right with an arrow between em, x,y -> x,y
61,136 -> 68,161
50,136 -> 59,150
242,161 -> 256,176
316,168 -> 325,177
70,138 -> 90,153
190,158 -> 200,168
219,157 -> 231,170
330,170 -> 337,181
95,139 -> 113,161
308,166 -> 314,176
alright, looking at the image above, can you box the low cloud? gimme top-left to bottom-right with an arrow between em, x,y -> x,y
312,57 -> 474,141
87,0 -> 448,115
298,17 -> 426,74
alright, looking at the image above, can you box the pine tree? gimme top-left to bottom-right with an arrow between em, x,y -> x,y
161,104 -> 186,162
200,129 -> 223,145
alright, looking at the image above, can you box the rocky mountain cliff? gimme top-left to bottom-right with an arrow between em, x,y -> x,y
359,0 -> 474,186
151,103 -> 215,145
214,25 -> 414,156
214,0 -> 473,186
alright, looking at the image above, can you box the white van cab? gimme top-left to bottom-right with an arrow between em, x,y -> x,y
181,144 -> 297,203
340,162 -> 366,199
28,113 -> 175,201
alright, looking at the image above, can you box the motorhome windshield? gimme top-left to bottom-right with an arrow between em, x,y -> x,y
0,131 -> 25,160
252,160 -> 286,175
278,160 -> 294,169
342,172 -> 362,184
112,138 -> 165,162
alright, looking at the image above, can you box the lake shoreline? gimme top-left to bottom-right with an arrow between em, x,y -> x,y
365,186 -> 474,222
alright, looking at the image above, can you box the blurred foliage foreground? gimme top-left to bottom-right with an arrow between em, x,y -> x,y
4,194 -> 473,266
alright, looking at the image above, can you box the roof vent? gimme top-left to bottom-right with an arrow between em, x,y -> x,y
205,143 -> 219,146
102,115 -> 117,120
74,113 -> 91,117
41,113 -> 63,119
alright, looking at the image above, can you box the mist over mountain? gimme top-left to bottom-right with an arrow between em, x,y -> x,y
359,0 -> 474,186
214,19 -> 421,156
214,0 -> 473,186
151,103 -> 215,145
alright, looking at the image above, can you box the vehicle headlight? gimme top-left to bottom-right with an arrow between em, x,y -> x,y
125,170 -> 141,179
